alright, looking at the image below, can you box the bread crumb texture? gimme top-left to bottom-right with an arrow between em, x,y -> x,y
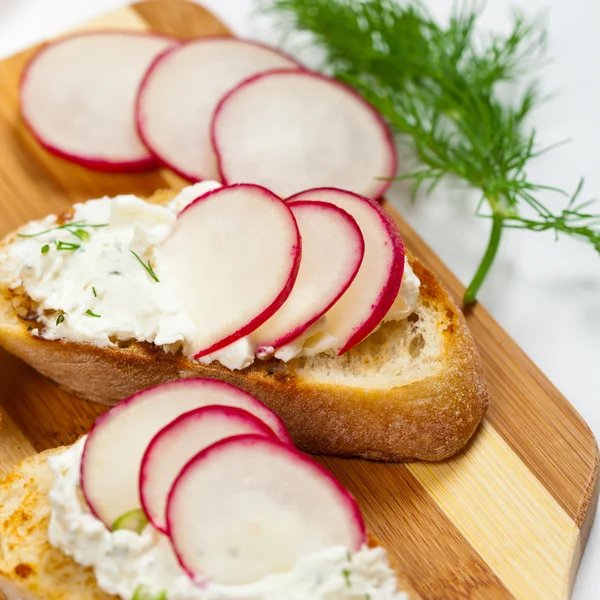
0,451 -> 114,600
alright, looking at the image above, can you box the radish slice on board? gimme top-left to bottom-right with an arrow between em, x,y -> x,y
20,32 -> 175,172
158,184 -> 301,357
252,201 -> 364,352
212,69 -> 396,199
167,435 -> 366,584
81,378 -> 291,529
140,405 -> 276,533
287,188 -> 405,354
136,39 -> 301,181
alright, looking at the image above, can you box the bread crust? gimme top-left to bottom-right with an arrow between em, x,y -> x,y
0,449 -> 418,600
0,193 -> 489,462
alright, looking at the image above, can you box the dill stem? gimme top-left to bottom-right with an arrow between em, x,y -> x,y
464,213 -> 504,304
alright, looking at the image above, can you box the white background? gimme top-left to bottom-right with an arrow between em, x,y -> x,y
0,0 -> 598,596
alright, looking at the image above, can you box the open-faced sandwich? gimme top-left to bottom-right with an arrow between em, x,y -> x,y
0,181 -> 488,461
0,379 -> 416,600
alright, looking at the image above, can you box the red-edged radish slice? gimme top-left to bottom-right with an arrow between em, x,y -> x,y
167,435 -> 366,584
20,32 -> 175,171
136,39 -> 301,182
212,69 -> 396,199
140,405 -> 276,533
81,378 -> 291,529
253,201 -> 364,352
159,184 -> 301,357
287,188 -> 405,354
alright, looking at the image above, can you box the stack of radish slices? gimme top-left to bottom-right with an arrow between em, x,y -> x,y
81,378 -> 366,584
158,183 -> 405,359
20,33 -> 396,199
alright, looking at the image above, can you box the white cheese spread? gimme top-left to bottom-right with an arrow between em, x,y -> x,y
0,182 -> 220,354
0,182 -> 420,369
48,439 -> 409,600
203,261 -> 421,367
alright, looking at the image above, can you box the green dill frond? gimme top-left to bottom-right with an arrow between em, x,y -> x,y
267,0 -> 599,301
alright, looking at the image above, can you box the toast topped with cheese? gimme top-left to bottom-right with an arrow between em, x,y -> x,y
0,183 -> 488,461
0,381 -> 419,599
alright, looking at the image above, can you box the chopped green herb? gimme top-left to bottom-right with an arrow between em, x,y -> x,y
86,309 -> 101,318
132,584 -> 167,600
70,228 -> 90,242
55,240 -> 80,251
342,568 -> 351,588
17,220 -> 108,238
92,286 -> 97,297
41,244 -> 50,254
130,250 -> 160,283
27,326 -> 33,331
112,508 -> 148,533
56,313 -> 65,325
132,586 -> 146,600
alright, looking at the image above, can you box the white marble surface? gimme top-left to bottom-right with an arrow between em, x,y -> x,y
0,0 -> 598,596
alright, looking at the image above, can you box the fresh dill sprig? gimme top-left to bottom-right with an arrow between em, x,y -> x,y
130,250 -> 160,283
267,0 -> 600,302
86,309 -> 101,318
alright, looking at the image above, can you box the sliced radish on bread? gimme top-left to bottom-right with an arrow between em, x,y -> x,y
253,201 -> 364,352
81,378 -> 291,528
136,39 -> 301,181
212,69 -> 396,199
158,184 -> 301,357
140,406 -> 276,533
287,188 -> 405,354
20,32 -> 175,171
167,435 -> 366,584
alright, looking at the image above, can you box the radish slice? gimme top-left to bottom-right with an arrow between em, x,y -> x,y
136,39 -> 301,182
287,188 -> 405,354
212,69 -> 396,199
167,435 -> 366,584
81,378 -> 291,529
140,405 -> 276,533
253,201 -> 364,352
20,32 -> 175,171
158,184 -> 301,357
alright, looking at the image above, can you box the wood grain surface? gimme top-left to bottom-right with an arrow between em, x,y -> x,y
0,2 -> 597,599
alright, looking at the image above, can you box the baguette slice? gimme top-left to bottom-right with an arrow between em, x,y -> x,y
0,190 -> 489,462
0,449 -> 419,600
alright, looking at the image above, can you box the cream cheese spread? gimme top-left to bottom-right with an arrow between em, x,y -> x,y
203,261 -> 421,367
0,182 -> 220,354
48,439 -> 409,600
0,182 -> 420,369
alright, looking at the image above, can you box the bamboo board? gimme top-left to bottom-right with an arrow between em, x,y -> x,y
0,2 -> 597,599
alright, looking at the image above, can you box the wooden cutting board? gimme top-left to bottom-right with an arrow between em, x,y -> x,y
0,2 -> 597,599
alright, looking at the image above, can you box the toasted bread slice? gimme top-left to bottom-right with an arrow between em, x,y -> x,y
0,449 -> 418,600
0,449 -> 112,600
0,190 -> 488,462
